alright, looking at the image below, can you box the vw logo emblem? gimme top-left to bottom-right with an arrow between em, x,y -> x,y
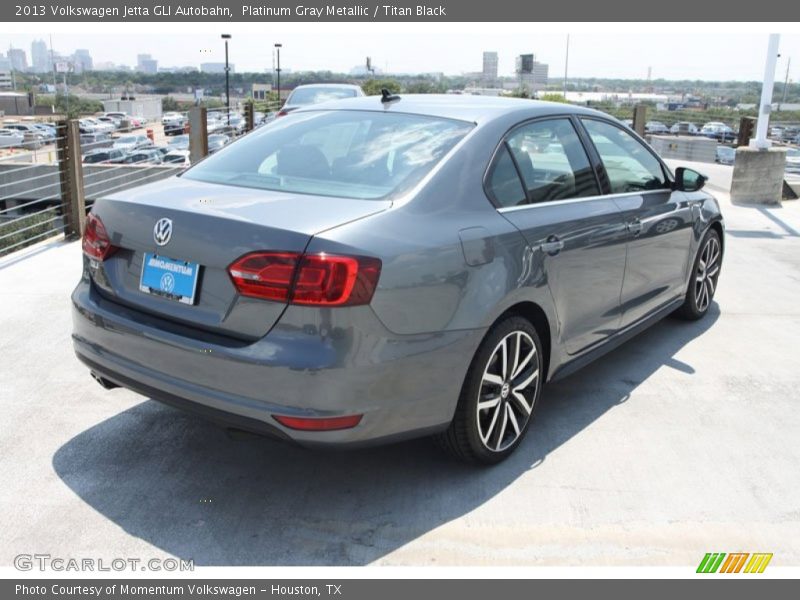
153,218 -> 172,246
160,273 -> 175,293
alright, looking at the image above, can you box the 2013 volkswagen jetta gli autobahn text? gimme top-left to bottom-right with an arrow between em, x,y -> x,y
72,95 -> 724,464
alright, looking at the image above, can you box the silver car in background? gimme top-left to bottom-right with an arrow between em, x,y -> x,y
276,83 -> 364,117
72,95 -> 724,464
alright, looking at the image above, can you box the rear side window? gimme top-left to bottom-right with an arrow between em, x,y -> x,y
506,119 -> 599,203
183,111 -> 473,200
486,146 -> 527,207
581,119 -> 668,193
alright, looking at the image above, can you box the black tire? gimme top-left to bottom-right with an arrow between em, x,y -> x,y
675,228 -> 722,321
437,316 -> 544,465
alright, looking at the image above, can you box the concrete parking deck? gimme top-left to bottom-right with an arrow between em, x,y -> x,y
1,176 -> 799,566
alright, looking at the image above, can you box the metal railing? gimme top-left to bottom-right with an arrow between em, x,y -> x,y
0,103 -> 281,257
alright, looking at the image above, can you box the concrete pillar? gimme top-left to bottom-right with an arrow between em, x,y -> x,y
730,147 -> 787,205
188,107 -> 208,164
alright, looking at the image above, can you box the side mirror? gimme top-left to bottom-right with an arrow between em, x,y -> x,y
675,167 -> 707,192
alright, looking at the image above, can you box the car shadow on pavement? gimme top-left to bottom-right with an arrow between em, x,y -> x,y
52,306 -> 719,565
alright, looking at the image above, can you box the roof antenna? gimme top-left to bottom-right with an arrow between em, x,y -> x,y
380,88 -> 401,104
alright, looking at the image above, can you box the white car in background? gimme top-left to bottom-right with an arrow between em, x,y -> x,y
162,149 -> 191,166
0,128 -> 24,148
83,117 -> 115,134
670,122 -> 699,135
785,147 -> 800,174
277,83 -> 365,117
112,134 -> 153,152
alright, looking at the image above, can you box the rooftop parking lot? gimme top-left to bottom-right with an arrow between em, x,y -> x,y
1,165 -> 799,566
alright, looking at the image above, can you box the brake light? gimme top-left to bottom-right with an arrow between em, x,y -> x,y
82,213 -> 117,260
227,251 -> 381,306
273,414 -> 363,431
276,110 -> 289,118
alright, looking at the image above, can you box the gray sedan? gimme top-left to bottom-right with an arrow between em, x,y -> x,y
72,95 -> 724,464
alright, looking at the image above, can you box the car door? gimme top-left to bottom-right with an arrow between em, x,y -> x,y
579,118 -> 695,328
486,116 -> 629,355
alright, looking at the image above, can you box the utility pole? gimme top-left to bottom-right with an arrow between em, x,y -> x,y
780,56 -> 791,110
221,34 -> 231,125
274,43 -> 282,104
563,34 -> 569,97
9,45 -> 17,91
49,34 -> 57,91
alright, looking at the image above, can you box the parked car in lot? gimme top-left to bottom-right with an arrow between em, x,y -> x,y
3,123 -> 47,147
73,95 -> 724,464
31,123 -> 57,141
96,116 -> 121,130
0,128 -> 24,148
162,149 -> 191,166
112,135 -> 153,152
167,134 -> 189,151
716,145 -> 736,165
82,148 -> 128,164
645,121 -> 669,134
162,112 -> 186,136
207,133 -> 230,153
785,147 -> 800,174
277,83 -> 365,117
670,121 -> 698,135
700,122 -> 736,142
82,117 -> 115,135
120,148 -> 163,165
80,132 -> 113,153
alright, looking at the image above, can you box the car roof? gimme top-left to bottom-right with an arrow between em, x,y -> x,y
291,94 -> 614,125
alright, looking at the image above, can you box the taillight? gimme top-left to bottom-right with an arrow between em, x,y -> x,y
273,414 -> 363,431
276,109 -> 289,118
82,213 -> 117,260
227,251 -> 381,307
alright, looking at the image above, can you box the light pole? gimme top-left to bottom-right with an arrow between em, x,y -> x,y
221,34 -> 231,125
752,33 -> 780,149
274,43 -> 282,105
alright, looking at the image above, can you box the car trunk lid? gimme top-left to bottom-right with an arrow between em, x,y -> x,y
90,176 -> 390,340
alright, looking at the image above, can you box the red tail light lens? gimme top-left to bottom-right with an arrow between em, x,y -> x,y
82,213 -> 117,260
276,110 -> 289,118
227,251 -> 381,306
273,414 -> 363,431
227,252 -> 298,302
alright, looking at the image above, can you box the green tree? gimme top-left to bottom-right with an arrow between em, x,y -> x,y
361,79 -> 402,96
161,96 -> 179,111
539,93 -> 569,103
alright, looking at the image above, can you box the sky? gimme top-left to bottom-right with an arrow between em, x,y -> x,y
2,26 -> 800,82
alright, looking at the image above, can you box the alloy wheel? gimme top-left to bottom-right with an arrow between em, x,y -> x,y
694,236 -> 721,312
477,331 -> 540,452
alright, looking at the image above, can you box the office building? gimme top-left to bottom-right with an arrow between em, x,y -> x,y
137,54 -> 158,74
8,48 -> 27,72
31,39 -> 49,72
482,51 -> 498,84
72,49 -> 93,73
515,53 -> 549,92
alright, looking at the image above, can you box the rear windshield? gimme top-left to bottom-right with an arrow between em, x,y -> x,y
288,87 -> 358,105
182,110 -> 473,200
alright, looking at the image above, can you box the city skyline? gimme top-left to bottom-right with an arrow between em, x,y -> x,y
1,31 -> 799,82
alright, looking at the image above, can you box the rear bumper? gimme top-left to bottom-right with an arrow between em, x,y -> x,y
72,279 -> 484,447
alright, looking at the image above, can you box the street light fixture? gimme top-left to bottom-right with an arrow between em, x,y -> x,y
221,34 -> 231,125
274,43 -> 282,106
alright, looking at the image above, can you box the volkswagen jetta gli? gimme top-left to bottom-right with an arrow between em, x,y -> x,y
72,95 -> 724,464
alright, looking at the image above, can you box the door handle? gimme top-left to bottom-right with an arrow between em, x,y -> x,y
627,218 -> 643,236
540,236 -> 565,255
